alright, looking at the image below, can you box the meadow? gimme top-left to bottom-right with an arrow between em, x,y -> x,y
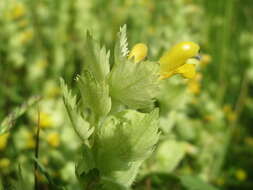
0,0 -> 253,189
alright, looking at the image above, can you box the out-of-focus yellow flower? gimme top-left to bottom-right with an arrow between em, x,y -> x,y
228,112 -> 237,121
7,3 -> 26,20
148,26 -> 155,34
159,41 -> 200,79
47,133 -> 60,147
0,133 -> 10,150
20,29 -> 33,44
235,169 -> 247,181
46,87 -> 61,98
39,112 -> 53,128
188,73 -> 202,94
44,82 -> 61,98
26,132 -> 35,149
0,158 -> 10,169
35,170 -> 46,182
200,54 -> 212,67
19,19 -> 29,27
244,137 -> 253,146
223,104 -> 232,113
216,177 -> 225,186
223,104 -> 237,122
35,59 -> 48,70
128,43 -> 148,63
204,115 -> 214,122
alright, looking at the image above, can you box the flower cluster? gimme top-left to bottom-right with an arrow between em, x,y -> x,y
128,41 -> 200,80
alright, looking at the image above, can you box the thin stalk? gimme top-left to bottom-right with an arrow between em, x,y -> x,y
34,108 -> 41,190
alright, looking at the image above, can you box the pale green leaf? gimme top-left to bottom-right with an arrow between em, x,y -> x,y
84,32 -> 110,82
96,109 -> 159,175
76,145 -> 96,177
109,60 -> 160,109
109,161 -> 142,188
154,140 -> 187,172
60,78 -> 94,141
77,71 -> 111,120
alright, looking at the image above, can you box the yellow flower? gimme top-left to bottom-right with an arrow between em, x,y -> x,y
204,115 -> 214,122
19,19 -> 29,27
244,137 -> 253,146
223,104 -> 237,122
200,54 -> 212,67
44,82 -> 61,98
216,177 -> 225,186
26,132 -> 35,149
235,169 -> 247,181
36,59 -> 48,69
39,112 -> 53,128
47,133 -> 60,147
20,29 -> 33,44
128,43 -> 148,63
0,133 -> 10,150
159,41 -> 200,79
0,158 -> 10,169
11,3 -> 26,20
188,73 -> 202,94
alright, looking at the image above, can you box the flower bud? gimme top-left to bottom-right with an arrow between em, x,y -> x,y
128,43 -> 148,63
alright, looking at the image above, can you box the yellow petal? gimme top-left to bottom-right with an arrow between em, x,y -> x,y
159,41 -> 199,77
175,63 -> 196,79
128,43 -> 148,63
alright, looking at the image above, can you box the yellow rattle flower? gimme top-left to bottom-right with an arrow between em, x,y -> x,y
0,158 -> 10,169
159,41 -> 200,79
39,112 -> 53,128
0,133 -> 10,150
128,43 -> 148,63
235,169 -> 247,181
11,3 -> 26,20
47,132 -> 60,147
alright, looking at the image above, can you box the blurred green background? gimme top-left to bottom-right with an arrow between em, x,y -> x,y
0,0 -> 253,189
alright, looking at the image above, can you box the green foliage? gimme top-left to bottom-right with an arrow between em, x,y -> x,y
84,32 -> 110,82
114,25 -> 129,64
109,60 -> 159,109
110,24 -> 160,110
180,175 -> 219,190
0,96 -> 40,135
61,79 -> 94,142
96,110 -> 159,173
154,140 -> 187,172
60,27 -> 160,189
77,72 -> 111,121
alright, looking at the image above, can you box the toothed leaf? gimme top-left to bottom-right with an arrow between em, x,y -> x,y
96,109 -> 159,177
60,78 -> 94,141
114,25 -> 129,64
77,72 -> 111,120
84,32 -> 110,82
109,60 -> 159,109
